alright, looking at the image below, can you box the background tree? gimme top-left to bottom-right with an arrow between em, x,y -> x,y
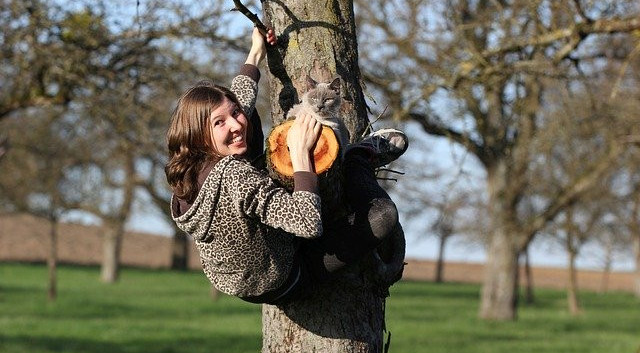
0,108 -> 86,300
355,0 -> 640,320
0,0 -> 253,280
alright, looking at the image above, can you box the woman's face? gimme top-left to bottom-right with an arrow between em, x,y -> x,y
208,98 -> 249,157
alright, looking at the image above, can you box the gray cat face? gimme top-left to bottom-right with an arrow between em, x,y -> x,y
302,77 -> 342,117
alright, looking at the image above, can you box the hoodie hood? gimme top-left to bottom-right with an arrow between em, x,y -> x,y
171,157 -> 232,242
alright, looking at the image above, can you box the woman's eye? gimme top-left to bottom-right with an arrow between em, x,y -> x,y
213,119 -> 223,127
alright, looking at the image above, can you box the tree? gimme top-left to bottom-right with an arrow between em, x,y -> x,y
0,108 -> 83,300
233,0 -> 408,351
355,0 -> 640,320
1,0 -> 251,280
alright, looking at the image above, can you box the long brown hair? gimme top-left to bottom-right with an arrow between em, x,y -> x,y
165,80 -> 251,203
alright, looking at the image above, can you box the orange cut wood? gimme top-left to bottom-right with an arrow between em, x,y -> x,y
267,119 -> 340,177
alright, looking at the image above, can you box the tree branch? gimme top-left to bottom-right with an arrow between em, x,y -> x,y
231,0 -> 269,35
0,135 -> 9,160
481,16 -> 640,59
571,0 -> 592,23
522,141 -> 623,246
408,112 -> 487,165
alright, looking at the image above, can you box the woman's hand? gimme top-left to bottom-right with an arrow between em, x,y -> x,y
287,113 -> 322,173
245,28 -> 276,66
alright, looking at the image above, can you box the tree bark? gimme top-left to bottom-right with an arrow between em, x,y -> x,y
567,249 -> 581,315
634,232 -> 640,298
260,2 -> 405,351
435,234 -> 447,283
479,162 -> 521,320
101,151 -> 135,283
171,229 -> 189,270
47,218 -> 58,301
262,278 -> 386,352
101,225 -> 123,283
480,228 -> 519,320
600,243 -> 613,294
522,247 -> 535,305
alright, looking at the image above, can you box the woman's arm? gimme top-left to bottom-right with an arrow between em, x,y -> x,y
244,28 -> 276,67
230,28 -> 276,115
227,113 -> 323,238
226,159 -> 323,238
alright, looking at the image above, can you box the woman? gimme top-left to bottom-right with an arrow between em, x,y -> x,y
165,28 -> 408,305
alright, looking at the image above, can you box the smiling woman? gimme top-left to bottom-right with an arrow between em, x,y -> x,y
163,27 -> 407,307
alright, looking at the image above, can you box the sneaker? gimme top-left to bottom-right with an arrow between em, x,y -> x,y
349,128 -> 408,168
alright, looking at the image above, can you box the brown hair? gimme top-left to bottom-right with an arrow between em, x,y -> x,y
165,80 -> 251,203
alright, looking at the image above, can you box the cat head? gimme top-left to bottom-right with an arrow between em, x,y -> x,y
302,76 -> 342,117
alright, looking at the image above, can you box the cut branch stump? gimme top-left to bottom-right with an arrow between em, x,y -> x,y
266,119 -> 347,220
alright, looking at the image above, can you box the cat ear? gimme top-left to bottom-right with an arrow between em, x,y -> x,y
306,76 -> 318,90
329,77 -> 341,92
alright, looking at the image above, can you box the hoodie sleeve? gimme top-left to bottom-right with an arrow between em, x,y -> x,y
225,159 -> 322,239
230,64 -> 260,116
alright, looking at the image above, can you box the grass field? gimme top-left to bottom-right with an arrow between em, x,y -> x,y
1,263 -> 639,353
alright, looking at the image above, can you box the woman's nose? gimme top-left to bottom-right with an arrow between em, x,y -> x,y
228,116 -> 242,131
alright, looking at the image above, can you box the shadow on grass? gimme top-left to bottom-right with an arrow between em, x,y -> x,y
1,333 -> 262,353
393,280 -> 481,300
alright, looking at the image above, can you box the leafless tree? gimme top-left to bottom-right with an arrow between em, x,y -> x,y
355,0 -> 640,320
0,108 -> 82,300
1,0 -> 250,281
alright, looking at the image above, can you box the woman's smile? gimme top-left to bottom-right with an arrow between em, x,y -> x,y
210,98 -> 249,156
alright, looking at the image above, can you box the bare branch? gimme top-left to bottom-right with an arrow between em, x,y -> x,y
231,0 -> 269,35
408,112 -> 487,165
523,141 -> 624,245
571,0 -> 592,23
610,41 -> 640,99
0,136 -> 9,160
481,16 -> 640,59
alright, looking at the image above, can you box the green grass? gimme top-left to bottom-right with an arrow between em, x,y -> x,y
1,263 -> 639,353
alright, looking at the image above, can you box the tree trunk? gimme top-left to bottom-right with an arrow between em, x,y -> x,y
101,152 -> 135,283
634,232 -> 640,298
263,0 -> 368,130
47,218 -> 58,301
101,225 -> 123,283
479,163 -> 520,320
262,276 -> 386,352
480,232 -> 519,320
567,249 -> 581,315
210,285 -> 220,302
522,248 -> 535,304
600,238 -> 614,293
435,234 -> 447,283
260,1 -> 405,351
171,229 -> 189,270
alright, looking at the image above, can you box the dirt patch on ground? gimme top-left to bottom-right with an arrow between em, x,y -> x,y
1,213 -> 635,293
401,259 -> 635,293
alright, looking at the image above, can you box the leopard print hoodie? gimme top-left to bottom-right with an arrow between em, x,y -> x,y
170,65 -> 323,297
